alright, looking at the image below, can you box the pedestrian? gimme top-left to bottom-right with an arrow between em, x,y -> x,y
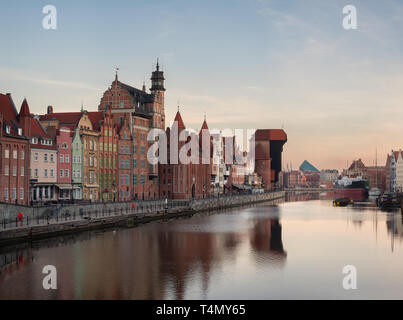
18,212 -> 23,227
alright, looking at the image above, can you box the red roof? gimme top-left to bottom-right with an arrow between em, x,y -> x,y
39,111 -> 104,131
254,129 -> 287,141
19,99 -> 31,117
173,111 -> 185,129
88,112 -> 103,131
0,93 -> 19,136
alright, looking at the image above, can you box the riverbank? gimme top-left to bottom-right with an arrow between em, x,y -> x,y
0,191 -> 285,246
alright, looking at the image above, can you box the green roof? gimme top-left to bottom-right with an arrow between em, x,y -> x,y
299,160 -> 320,173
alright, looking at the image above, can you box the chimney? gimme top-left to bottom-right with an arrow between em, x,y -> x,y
47,106 -> 53,114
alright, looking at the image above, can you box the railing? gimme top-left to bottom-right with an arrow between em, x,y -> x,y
0,199 -> 192,230
0,190 -> 284,230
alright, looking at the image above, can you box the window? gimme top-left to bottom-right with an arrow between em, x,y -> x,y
50,154 -> 54,162
12,166 -> 17,177
120,101 -> 124,109
21,167 -> 24,177
133,160 -> 137,168
75,142 -> 79,150
44,154 -> 48,162
34,153 -> 38,161
120,160 -> 124,169
20,188 -> 24,200
13,150 -> 17,159
5,126 -> 10,134
120,175 -> 124,185
5,149 -> 9,159
4,166 -> 9,176
65,170 -> 69,178
62,143 -> 68,149
4,188 -> 8,200
18,128 -> 22,136
60,170 -> 64,178
120,146 -> 124,154
34,169 -> 38,178
44,169 -> 48,177
12,188 -> 16,200
141,160 -> 145,169
134,146 -> 137,154
126,160 -> 130,169
126,146 -> 130,154
50,169 -> 54,178
141,146 -> 145,155
140,175 -> 145,185
21,151 -> 24,160
124,132 -> 128,140
65,155 -> 69,163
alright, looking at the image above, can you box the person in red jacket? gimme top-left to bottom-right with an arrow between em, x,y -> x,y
18,212 -> 23,227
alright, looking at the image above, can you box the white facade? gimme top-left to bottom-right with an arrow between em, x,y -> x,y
395,150 -> 403,192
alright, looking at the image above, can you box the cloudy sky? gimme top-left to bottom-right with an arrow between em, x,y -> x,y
1,0 -> 403,171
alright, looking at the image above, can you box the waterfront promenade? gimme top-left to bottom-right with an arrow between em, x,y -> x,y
0,191 -> 285,246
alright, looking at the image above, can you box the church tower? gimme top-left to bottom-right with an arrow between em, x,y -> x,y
150,59 -> 166,130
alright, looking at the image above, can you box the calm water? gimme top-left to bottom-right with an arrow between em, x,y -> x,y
1,193 -> 403,300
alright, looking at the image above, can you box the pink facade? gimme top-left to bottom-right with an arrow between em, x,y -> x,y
57,127 -> 73,200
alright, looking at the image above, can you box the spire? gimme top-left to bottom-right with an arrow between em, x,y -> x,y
174,110 -> 185,129
81,101 -> 84,113
156,58 -> 159,71
115,67 -> 119,82
19,98 -> 31,118
142,81 -> 146,92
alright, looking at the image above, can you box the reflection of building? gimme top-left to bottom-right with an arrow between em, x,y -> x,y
249,218 -> 287,262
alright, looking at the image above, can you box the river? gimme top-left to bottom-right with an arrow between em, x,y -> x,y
1,192 -> 403,300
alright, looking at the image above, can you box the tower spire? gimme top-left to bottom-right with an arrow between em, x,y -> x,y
115,67 -> 119,82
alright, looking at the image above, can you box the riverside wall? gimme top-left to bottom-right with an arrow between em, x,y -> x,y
0,191 -> 285,246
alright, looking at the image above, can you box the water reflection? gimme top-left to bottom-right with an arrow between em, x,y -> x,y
0,206 -> 285,300
1,198 -> 403,299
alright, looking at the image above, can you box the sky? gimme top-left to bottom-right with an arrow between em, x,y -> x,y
1,0 -> 403,171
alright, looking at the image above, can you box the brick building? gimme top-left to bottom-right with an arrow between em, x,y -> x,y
0,94 -> 31,205
159,111 -> 212,199
117,114 -> 132,201
253,129 -> 287,190
98,63 -> 166,200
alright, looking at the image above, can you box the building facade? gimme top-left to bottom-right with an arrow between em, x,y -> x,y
0,94 -> 31,205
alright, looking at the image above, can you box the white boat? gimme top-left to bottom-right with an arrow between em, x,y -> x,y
369,187 -> 381,197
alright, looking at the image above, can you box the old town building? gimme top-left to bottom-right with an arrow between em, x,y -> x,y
56,127 -> 73,201
72,127 -> 83,200
98,108 -> 118,202
98,62 -> 166,200
159,111 -> 212,199
78,111 -> 101,202
117,115 -> 132,201
253,129 -> 287,190
0,94 -> 31,205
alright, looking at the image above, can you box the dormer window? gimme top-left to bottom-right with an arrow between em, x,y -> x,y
18,128 -> 22,136
5,126 -> 10,134
31,138 -> 38,144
